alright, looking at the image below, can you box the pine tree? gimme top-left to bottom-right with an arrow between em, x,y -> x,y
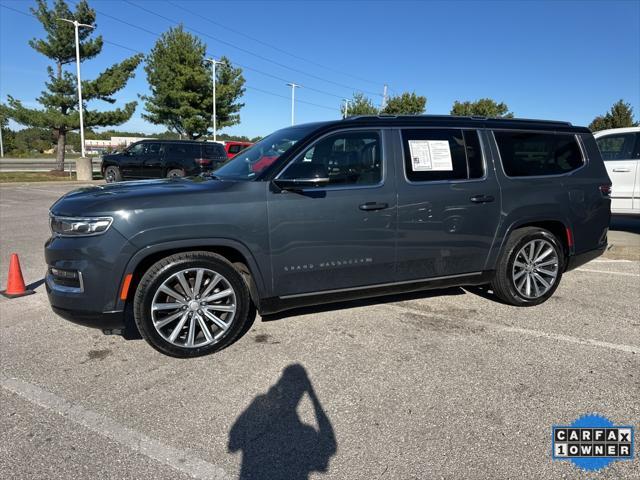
3,0 -> 142,170
589,100 -> 639,131
142,26 -> 245,139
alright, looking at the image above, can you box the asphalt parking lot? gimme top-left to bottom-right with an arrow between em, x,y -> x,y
1,182 -> 639,479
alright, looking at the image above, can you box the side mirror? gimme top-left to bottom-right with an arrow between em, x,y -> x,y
273,163 -> 329,191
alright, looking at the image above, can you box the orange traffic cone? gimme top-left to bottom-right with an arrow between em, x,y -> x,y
1,254 -> 35,298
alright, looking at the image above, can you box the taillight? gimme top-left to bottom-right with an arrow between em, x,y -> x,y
195,158 -> 212,166
599,184 -> 612,197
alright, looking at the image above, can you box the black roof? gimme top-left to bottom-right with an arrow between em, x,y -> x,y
307,115 -> 589,133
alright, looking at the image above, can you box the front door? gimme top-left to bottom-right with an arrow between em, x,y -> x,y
394,128 -> 501,280
597,132 -> 639,212
267,129 -> 397,297
120,142 -> 145,178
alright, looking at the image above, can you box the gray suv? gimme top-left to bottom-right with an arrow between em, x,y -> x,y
46,116 -> 611,357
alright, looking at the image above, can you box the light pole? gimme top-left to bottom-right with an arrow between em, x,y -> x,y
205,57 -> 223,142
286,82 -> 301,125
58,18 -> 94,158
342,99 -> 350,119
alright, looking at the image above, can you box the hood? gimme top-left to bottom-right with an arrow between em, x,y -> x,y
50,177 -> 239,216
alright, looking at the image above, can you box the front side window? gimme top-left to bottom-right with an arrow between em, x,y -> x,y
596,133 -> 637,160
494,131 -> 583,177
279,130 -> 382,186
214,126 -> 316,181
128,143 -> 144,156
401,129 -> 484,182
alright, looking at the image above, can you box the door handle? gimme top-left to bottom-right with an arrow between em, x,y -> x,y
359,202 -> 389,211
612,168 -> 631,172
470,194 -> 495,204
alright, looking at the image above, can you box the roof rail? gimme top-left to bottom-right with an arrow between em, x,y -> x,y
343,114 -> 572,127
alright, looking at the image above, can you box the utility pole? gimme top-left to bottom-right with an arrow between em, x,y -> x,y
205,57 -> 223,142
342,99 -> 350,119
286,82 -> 301,125
0,124 -> 3,158
382,84 -> 388,109
58,18 -> 94,158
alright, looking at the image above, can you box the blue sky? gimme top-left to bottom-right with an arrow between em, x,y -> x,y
1,0 -> 639,137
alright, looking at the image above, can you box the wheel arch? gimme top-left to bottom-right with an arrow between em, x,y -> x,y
489,217 -> 572,271
119,239 -> 266,312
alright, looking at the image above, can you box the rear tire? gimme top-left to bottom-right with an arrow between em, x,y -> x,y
490,227 -> 564,306
133,251 -> 254,357
104,166 -> 122,183
166,168 -> 185,178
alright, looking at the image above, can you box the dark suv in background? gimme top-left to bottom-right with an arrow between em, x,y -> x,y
101,139 -> 227,182
47,115 -> 611,357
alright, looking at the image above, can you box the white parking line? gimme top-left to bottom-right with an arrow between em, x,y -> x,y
591,259 -> 633,263
1,376 -> 230,480
386,304 -> 639,354
575,268 -> 639,277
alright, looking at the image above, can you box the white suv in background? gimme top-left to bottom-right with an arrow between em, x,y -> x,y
594,127 -> 640,215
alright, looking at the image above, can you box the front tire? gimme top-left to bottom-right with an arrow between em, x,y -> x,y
490,227 -> 564,306
133,252 -> 253,357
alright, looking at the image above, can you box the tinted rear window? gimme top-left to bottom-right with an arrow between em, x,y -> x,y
167,144 -> 201,157
494,131 -> 583,177
205,144 -> 226,158
401,129 -> 484,182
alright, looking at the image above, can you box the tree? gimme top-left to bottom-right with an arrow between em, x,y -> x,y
342,92 -> 379,117
589,99 -> 639,131
382,92 -> 426,115
142,26 -> 245,139
3,0 -> 143,170
450,98 -> 513,118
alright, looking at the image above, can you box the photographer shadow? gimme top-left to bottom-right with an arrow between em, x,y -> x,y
228,363 -> 337,480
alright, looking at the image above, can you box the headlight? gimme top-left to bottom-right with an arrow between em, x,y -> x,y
49,215 -> 113,237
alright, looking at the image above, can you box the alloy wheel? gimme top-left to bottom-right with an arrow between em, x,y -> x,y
151,267 -> 237,348
511,239 -> 559,299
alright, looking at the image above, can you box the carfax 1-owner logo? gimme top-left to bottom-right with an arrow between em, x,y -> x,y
552,414 -> 635,472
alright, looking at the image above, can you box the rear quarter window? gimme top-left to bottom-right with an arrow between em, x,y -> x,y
494,131 -> 584,177
205,144 -> 226,158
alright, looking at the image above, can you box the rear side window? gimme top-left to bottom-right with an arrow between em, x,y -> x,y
168,144 -> 201,158
228,144 -> 242,154
596,133 -> 638,160
401,129 -> 484,182
494,131 -> 584,177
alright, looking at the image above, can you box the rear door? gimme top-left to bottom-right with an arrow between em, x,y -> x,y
597,132 -> 639,212
142,142 -> 164,178
394,128 -> 501,280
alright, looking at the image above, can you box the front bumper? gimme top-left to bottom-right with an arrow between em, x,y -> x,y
45,226 -> 135,330
50,305 -> 125,330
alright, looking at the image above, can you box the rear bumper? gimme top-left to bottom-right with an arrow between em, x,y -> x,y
565,245 -> 607,272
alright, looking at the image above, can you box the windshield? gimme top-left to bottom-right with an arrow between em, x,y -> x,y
214,126 -> 315,180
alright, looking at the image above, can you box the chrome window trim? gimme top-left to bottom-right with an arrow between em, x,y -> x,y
46,270 -> 84,294
398,127 -> 489,185
491,129 -> 588,180
274,127 -> 386,192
